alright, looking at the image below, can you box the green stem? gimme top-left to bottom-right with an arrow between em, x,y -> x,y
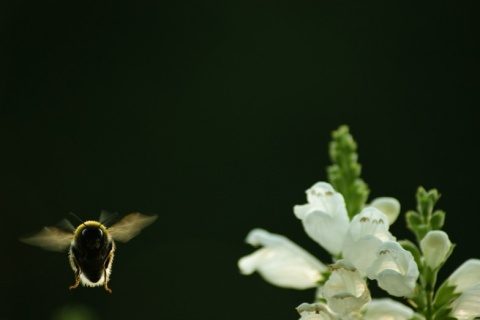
423,268 -> 438,320
425,286 -> 434,320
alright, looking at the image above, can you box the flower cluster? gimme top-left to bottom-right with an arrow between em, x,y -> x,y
238,126 -> 480,320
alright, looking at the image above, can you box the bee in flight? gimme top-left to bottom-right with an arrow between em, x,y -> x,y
20,211 -> 157,293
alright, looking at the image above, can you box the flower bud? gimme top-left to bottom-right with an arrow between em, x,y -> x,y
420,230 -> 452,269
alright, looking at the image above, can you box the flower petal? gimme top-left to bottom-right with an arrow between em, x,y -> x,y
369,197 -> 401,225
342,207 -> 395,275
322,260 -> 370,315
363,298 -> 415,320
450,283 -> 480,320
238,229 -> 327,289
447,259 -> 480,294
306,182 -> 344,211
294,204 -> 311,220
294,182 -> 349,255
343,235 -> 383,276
367,241 -> 419,298
303,210 -> 349,256
296,303 -> 336,320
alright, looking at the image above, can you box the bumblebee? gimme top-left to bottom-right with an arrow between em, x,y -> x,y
20,211 -> 157,293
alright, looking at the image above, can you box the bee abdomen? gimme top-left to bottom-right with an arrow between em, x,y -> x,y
78,256 -> 106,282
71,244 -> 113,286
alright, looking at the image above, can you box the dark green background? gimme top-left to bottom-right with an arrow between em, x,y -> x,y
1,0 -> 479,319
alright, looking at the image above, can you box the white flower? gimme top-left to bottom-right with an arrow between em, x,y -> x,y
450,283 -> 480,320
296,303 -> 336,320
342,207 -> 395,275
369,197 -> 401,225
367,241 -> 419,298
238,229 -> 327,289
363,298 -> 415,320
420,230 -> 452,270
322,260 -> 370,315
294,182 -> 350,255
447,259 -> 480,293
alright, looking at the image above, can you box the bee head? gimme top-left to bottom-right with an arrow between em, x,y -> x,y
74,221 -> 109,250
80,227 -> 104,249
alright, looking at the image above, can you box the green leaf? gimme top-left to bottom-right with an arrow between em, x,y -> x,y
432,243 -> 456,272
326,125 -> 369,219
317,270 -> 331,287
406,187 -> 444,243
432,304 -> 455,320
433,281 -> 460,309
399,239 -> 423,271
416,187 -> 441,223
416,225 -> 430,241
431,210 -> 446,230
409,284 -> 427,310
406,211 -> 423,232
411,315 -> 428,320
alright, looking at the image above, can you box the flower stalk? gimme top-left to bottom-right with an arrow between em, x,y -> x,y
326,125 -> 369,219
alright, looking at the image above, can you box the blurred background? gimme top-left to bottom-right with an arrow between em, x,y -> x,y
1,0 -> 479,319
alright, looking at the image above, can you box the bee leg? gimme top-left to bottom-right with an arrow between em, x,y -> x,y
103,251 -> 113,293
69,270 -> 81,290
69,256 -> 82,290
103,267 -> 112,294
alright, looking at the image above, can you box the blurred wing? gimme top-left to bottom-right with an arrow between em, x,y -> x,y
99,210 -> 119,227
20,226 -> 73,252
108,213 -> 158,243
56,218 -> 76,232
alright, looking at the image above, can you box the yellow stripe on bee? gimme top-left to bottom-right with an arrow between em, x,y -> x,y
74,221 -> 110,238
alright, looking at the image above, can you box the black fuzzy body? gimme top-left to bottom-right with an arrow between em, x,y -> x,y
69,225 -> 115,286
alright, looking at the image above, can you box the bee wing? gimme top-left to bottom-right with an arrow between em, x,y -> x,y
99,210 -> 118,227
56,218 -> 76,232
108,212 -> 158,243
20,226 -> 73,252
